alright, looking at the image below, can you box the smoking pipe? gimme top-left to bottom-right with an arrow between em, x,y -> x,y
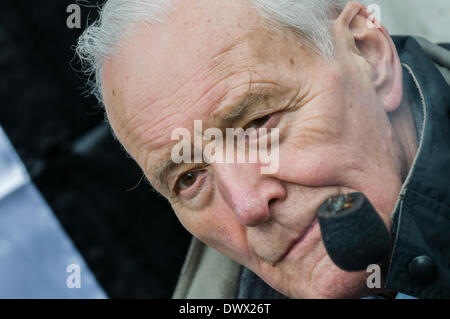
317,192 -> 392,271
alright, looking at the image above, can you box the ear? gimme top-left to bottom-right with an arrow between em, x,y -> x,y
336,2 -> 403,112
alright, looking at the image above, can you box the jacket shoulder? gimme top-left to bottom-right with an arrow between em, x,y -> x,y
413,36 -> 450,85
172,237 -> 241,299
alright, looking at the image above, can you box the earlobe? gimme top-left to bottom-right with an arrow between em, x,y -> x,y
339,1 -> 403,112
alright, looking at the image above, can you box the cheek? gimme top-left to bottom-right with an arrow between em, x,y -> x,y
276,139 -> 358,187
285,92 -> 349,148
309,260 -> 369,298
279,242 -> 368,298
173,200 -> 252,264
275,90 -> 365,187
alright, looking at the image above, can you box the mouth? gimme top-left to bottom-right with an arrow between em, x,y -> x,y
269,188 -> 357,266
275,216 -> 319,265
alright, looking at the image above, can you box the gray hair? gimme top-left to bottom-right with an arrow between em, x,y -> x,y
76,0 -> 348,104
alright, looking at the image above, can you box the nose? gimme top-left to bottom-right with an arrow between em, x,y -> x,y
213,162 -> 286,227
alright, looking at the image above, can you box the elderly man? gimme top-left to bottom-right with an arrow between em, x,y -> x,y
76,0 -> 450,299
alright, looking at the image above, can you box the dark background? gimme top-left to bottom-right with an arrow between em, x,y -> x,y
0,1 -> 191,298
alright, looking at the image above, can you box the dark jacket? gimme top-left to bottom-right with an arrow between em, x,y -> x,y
385,36 -> 450,299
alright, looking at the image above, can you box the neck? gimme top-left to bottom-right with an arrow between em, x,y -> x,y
388,94 -> 418,181
360,93 -> 419,299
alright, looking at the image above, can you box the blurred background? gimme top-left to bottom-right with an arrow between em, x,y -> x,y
0,1 -> 448,298
360,0 -> 450,43
0,1 -> 191,298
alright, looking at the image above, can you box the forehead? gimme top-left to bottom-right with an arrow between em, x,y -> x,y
101,0 -> 306,187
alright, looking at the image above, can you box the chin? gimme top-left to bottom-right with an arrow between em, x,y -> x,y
296,259 -> 370,299
268,254 -> 371,299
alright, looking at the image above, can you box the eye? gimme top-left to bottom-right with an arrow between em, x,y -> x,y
244,115 -> 271,130
176,170 -> 204,192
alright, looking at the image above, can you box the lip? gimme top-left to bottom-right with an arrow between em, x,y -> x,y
276,217 -> 319,264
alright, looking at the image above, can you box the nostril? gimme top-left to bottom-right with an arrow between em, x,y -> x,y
268,198 -> 276,207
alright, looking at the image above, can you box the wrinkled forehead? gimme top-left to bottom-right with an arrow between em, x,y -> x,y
101,0 -> 284,161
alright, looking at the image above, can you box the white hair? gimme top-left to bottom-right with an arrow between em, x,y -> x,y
76,0 -> 348,104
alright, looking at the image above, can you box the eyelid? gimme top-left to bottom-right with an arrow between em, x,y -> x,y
167,163 -> 201,196
263,112 -> 280,128
171,166 -> 208,195
177,169 -> 208,199
246,111 -> 281,131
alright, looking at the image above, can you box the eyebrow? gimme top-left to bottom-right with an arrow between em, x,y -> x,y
151,91 -> 266,193
217,92 -> 265,122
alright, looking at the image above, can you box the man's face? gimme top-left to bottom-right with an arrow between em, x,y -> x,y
102,0 -> 405,298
